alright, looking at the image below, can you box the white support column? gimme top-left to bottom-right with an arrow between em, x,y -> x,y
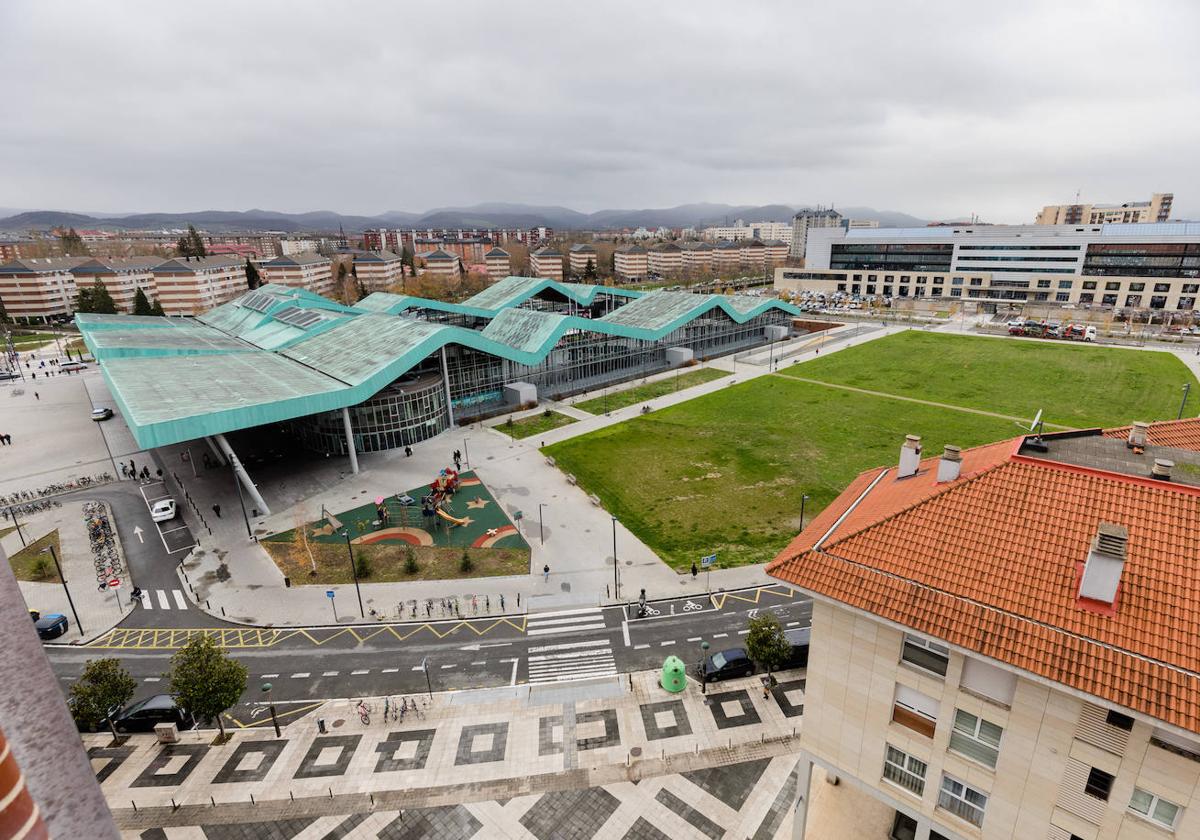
212,434 -> 271,516
792,755 -> 813,840
203,435 -> 227,467
440,346 -> 456,428
341,407 -> 359,475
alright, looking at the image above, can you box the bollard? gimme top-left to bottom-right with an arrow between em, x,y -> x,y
250,793 -> 255,805
290,791 -> 294,802
329,788 -> 333,800
221,606 -> 226,616
370,793 -> 375,807
132,801 -> 137,812
171,798 -> 177,810
206,599 -> 210,609
211,795 -> 216,808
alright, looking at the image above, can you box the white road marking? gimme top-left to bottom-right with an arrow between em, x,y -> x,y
634,644 -> 650,650
351,669 -> 368,675
622,620 -> 630,647
262,674 -> 279,678
411,666 -> 424,671
158,524 -> 190,535
687,637 -> 702,642
290,672 -> 310,678
787,622 -> 800,627
440,664 -> 454,669
381,668 -> 398,674
471,660 -> 486,666
172,590 -> 188,610
156,590 -> 170,610
528,648 -> 612,663
527,638 -> 611,654
143,677 -> 160,683
528,606 -> 602,619
660,640 -> 674,646
510,659 -> 519,686
526,622 -> 606,637
737,629 -> 750,635
139,590 -> 151,609
714,633 -> 729,638
322,671 -> 339,677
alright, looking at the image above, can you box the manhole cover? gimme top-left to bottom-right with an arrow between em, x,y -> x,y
332,718 -> 345,728
631,747 -> 642,757
625,560 -> 633,566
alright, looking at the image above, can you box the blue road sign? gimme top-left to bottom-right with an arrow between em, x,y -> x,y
701,554 -> 717,567
326,590 -> 335,599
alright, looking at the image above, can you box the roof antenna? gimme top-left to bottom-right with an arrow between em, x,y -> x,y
1029,408 -> 1044,441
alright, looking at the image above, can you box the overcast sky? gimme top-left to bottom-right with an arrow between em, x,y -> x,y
2,1 -> 1197,222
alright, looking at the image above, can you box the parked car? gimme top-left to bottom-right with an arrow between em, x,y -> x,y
60,361 -> 87,372
112,695 -> 192,733
697,647 -> 755,682
781,627 -> 811,669
150,498 -> 177,522
91,407 -> 114,421
33,612 -> 69,640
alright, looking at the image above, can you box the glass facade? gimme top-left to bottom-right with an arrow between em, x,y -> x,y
830,243 -> 953,272
296,373 -> 448,455
1083,243 -> 1200,277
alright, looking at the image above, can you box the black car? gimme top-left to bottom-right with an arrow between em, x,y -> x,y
698,647 -> 755,682
33,612 -> 69,640
112,695 -> 192,733
782,627 -> 811,669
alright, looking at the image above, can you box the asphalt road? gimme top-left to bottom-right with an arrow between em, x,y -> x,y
45,584 -> 810,729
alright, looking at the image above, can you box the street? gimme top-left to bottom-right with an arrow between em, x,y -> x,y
45,583 -> 810,728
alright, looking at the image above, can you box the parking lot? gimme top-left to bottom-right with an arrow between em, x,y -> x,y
137,481 -> 195,555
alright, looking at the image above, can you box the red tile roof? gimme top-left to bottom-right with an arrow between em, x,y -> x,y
767,432 -> 1200,734
1102,417 -> 1200,452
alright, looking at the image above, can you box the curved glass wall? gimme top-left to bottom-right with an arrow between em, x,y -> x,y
296,372 -> 448,454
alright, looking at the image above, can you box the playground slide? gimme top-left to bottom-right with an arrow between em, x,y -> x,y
436,508 -> 469,526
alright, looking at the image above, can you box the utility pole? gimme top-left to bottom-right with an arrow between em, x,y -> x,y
43,543 -> 82,636
342,530 -> 365,618
611,516 -> 619,600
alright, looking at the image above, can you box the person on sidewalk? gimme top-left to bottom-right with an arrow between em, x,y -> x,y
691,561 -> 698,579
212,504 -> 222,518
543,564 -> 550,583
33,391 -> 39,400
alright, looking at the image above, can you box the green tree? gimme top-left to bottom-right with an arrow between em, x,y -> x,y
167,634 -> 247,739
403,546 -> 419,575
132,287 -> 154,316
69,658 -> 137,734
176,224 -> 207,258
75,280 -> 117,314
149,298 -> 166,316
745,612 -> 790,677
583,258 -> 597,281
355,550 -> 372,578
60,227 -> 90,256
459,550 -> 474,573
245,259 -> 261,290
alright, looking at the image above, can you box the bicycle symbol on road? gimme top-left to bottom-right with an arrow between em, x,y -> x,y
641,605 -> 660,616
683,600 -> 704,612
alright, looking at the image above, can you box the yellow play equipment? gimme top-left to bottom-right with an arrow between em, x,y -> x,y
436,507 -> 469,526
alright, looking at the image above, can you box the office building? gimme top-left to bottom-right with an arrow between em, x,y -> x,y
769,420 -> 1200,840
1037,193 -> 1173,226
776,222 -> 1200,312
259,253 -> 335,297
530,247 -> 564,281
790,208 -> 843,259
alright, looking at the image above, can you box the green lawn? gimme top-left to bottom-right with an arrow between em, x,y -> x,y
499,410 -> 578,439
574,368 -> 731,414
779,331 -> 1199,428
545,377 -> 1017,571
8,530 -> 63,583
9,332 -> 60,348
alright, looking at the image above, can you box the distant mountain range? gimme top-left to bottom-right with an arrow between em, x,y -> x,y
0,202 -> 932,234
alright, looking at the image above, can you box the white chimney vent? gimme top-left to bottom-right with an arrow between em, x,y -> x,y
1079,522 -> 1128,605
898,434 -> 922,478
1127,422 -> 1150,449
936,445 -> 963,483
1151,459 -> 1173,481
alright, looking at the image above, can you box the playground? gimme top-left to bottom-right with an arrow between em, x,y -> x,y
262,468 -> 531,584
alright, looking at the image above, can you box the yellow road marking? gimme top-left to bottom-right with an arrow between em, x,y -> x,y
225,701 -> 324,729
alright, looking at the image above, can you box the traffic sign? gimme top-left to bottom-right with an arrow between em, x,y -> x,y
109,578 -> 121,588
326,590 -> 335,599
701,554 -> 716,568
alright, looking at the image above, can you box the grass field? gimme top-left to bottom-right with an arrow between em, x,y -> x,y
500,410 -> 577,439
262,541 -> 528,585
9,332 -> 60,348
7,530 -> 63,583
545,377 -> 1016,570
781,331 -> 1198,428
574,367 -> 731,414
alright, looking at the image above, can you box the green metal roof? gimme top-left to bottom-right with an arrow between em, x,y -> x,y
73,313 -> 180,330
458,276 -> 642,314
79,287 -> 800,449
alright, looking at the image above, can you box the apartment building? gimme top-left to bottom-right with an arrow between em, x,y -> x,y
351,250 -> 404,292
568,243 -> 598,276
776,222 -> 1200,312
278,238 -> 320,256
769,421 -> 1200,840
714,240 -> 742,271
363,227 -> 552,253
530,247 -> 564,281
151,255 -> 247,316
647,242 -> 682,276
204,234 -> 280,258
419,248 -> 461,278
259,253 -> 335,296
68,257 -> 159,312
484,247 -> 511,279
1037,193 -> 1173,226
614,245 -> 648,280
704,221 -> 794,243
0,258 -> 85,322
739,238 -> 766,271
415,238 -> 492,265
0,241 -> 29,262
682,242 -> 713,273
790,207 -> 843,259
762,239 -> 789,266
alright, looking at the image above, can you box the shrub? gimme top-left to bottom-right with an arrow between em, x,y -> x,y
31,555 -> 53,580
543,408 -> 552,418
355,551 -> 372,579
459,550 -> 474,573
403,547 -> 419,575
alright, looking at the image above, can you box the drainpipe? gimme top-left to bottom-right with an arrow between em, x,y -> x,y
212,434 -> 271,516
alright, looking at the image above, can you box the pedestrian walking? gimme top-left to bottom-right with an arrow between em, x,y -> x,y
33,391 -> 39,400
129,459 -> 137,477
156,468 -> 163,480
0,434 -> 6,446
212,504 -> 222,518
140,466 -> 150,481
3,434 -> 10,445
120,463 -> 129,479
691,561 -> 698,579
543,564 -> 550,583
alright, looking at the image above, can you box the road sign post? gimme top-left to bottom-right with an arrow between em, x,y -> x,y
701,554 -> 716,593
326,590 -> 337,622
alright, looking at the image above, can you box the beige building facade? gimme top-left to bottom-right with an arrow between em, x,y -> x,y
420,249 -> 461,279
0,258 -> 83,322
647,242 -> 682,275
1036,194 -> 1173,226
614,246 -> 648,280
152,255 -> 247,316
351,251 -> 404,292
69,257 -> 159,313
568,244 -> 598,276
530,247 -> 564,281
259,252 -> 334,296
484,247 -> 511,279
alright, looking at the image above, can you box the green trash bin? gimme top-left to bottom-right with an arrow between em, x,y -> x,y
661,655 -> 687,693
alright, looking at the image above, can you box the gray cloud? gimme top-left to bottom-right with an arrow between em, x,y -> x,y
1,0 -> 1196,222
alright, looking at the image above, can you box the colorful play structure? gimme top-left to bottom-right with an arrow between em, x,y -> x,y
423,468 -> 469,526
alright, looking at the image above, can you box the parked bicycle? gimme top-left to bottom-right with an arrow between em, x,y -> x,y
355,699 -> 371,725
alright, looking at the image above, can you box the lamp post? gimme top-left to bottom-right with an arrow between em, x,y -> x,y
538,502 -> 547,546
41,543 -> 82,636
341,529 -> 365,619
462,438 -> 470,470
799,494 -> 810,530
7,505 -> 27,548
420,656 -> 433,699
232,461 -> 251,539
261,682 -> 281,738
699,641 -> 710,697
1179,383 -> 1191,420
611,516 -> 619,600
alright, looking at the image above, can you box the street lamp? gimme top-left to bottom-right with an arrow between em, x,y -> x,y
1179,383 -> 1191,420
232,461 -> 251,539
462,438 -> 471,470
41,543 -> 82,636
699,641 -> 710,697
341,529 -> 365,619
611,516 -> 619,600
261,682 -> 281,738
420,656 -> 433,699
799,494 -> 810,530
538,502 -> 547,546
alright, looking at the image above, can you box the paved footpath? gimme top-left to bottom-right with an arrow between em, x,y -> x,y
92,669 -> 812,839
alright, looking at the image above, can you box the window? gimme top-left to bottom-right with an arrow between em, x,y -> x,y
1102,294 -> 1118,306
952,276 -> 964,285
970,277 -> 983,286
901,634 -> 949,676
890,812 -> 917,840
1150,727 -> 1200,762
1082,281 -> 1097,290
1154,283 -> 1171,292
1183,284 -> 1199,294
893,684 -> 939,738
961,655 -> 1016,706
883,745 -> 927,795
883,285 -> 893,296
1129,282 -> 1146,292
1079,293 -> 1094,304
1129,787 -> 1181,830
866,284 -> 876,295
1055,293 -> 1069,302
1105,281 -> 1121,291
931,287 -> 942,297
916,276 -> 927,284
949,709 -> 1002,768
1037,279 -> 1051,288
836,283 -> 847,292
1150,295 -> 1168,309
1105,709 -> 1135,730
950,289 -> 962,297
938,775 -> 987,827
1084,767 -> 1114,800
1125,294 -> 1142,307
885,275 -> 894,282
1058,280 -> 1073,289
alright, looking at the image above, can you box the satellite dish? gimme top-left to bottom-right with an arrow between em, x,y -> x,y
1029,409 -> 1043,433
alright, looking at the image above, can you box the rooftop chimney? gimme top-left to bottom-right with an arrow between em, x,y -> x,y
1079,522 -> 1128,605
1127,421 -> 1150,449
898,434 -> 922,478
936,445 -> 963,483
1151,459 -> 1174,481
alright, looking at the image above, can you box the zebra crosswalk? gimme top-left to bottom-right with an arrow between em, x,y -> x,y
526,638 -> 618,684
524,606 -> 607,637
137,589 -> 190,610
